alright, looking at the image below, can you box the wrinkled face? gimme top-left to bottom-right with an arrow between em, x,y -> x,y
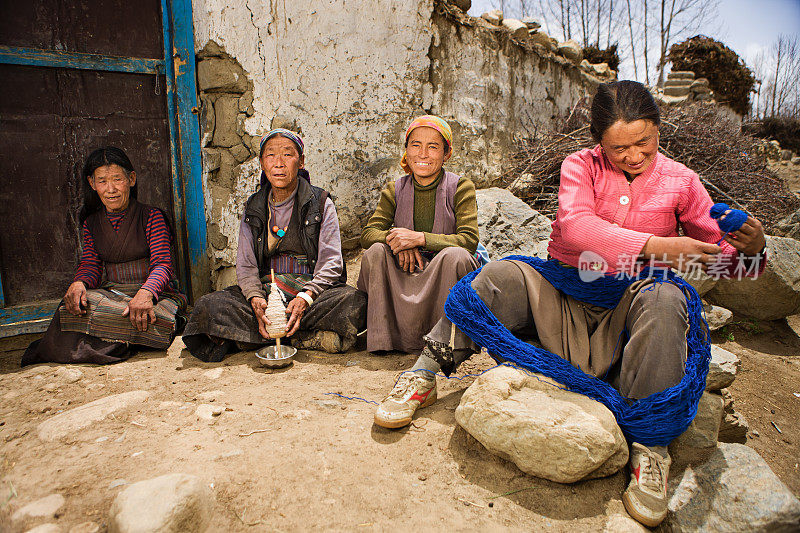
89,164 -> 136,213
600,119 -> 659,177
405,126 -> 451,181
260,135 -> 304,191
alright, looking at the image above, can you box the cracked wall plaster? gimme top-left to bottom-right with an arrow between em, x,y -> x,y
192,0 -> 597,287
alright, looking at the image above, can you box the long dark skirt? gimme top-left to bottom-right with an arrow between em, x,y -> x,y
22,311 -> 135,366
182,284 -> 366,361
21,286 -> 185,367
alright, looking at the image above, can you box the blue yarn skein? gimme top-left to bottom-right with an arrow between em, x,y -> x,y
444,257 -> 711,447
710,202 -> 748,234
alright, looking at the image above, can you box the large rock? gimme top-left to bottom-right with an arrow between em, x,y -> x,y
557,40 -> 583,64
589,62 -> 613,78
37,391 -> 150,441
668,71 -> 696,81
455,366 -> 629,483
703,303 -> 733,331
685,271 -> 718,296
529,30 -> 552,49
480,9 -> 503,25
664,85 -> 691,97
718,389 -> 748,444
108,474 -> 213,533
450,0 -> 471,12
706,345 -> 739,390
24,526 -> 62,533
668,443 -> 800,532
501,18 -> 529,40
476,187 -> 552,260
603,514 -> 650,532
12,494 -> 65,521
671,391 -> 723,450
521,17 -> 541,30
706,236 -> 800,320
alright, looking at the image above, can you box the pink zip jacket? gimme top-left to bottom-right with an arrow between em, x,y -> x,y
548,145 -> 765,278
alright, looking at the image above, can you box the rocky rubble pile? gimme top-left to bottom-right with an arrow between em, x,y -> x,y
473,8 -> 616,81
455,345 -> 800,530
656,70 -> 715,105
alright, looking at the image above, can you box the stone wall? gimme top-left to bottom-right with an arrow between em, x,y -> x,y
191,0 -> 601,288
428,4 -> 597,188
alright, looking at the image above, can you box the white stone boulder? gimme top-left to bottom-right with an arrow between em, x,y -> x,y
24,525 -> 62,533
108,474 -> 212,533
589,62 -> 613,77
671,391 -> 723,450
557,40 -> 583,64
54,366 -> 83,384
521,17 -> 541,30
703,303 -> 733,331
476,187 -> 552,260
480,9 -> 503,25
706,345 -> 739,390
455,366 -> 628,483
685,270 -> 718,297
603,514 -> 650,532
706,236 -> 800,320
501,18 -> 529,39
529,30 -> 552,49
37,391 -> 150,441
12,494 -> 65,521
668,443 -> 800,531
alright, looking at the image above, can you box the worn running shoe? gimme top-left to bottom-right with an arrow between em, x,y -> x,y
374,371 -> 437,429
623,442 -> 672,527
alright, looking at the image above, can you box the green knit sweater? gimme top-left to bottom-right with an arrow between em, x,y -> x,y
360,171 -> 479,253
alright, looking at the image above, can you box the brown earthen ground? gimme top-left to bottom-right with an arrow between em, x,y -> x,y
2,165 -> 799,532
0,312 -> 798,532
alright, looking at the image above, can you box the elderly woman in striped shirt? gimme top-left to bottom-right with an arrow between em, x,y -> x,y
22,147 -> 186,366
374,81 -> 766,528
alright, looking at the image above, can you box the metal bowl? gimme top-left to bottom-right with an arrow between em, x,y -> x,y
255,344 -> 297,368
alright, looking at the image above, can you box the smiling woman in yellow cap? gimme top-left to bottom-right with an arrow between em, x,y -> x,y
357,115 -> 480,358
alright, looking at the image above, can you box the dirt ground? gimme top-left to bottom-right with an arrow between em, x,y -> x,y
0,312 -> 798,533
1,165 -> 798,532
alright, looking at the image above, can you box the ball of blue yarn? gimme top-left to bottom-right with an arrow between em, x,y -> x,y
710,203 -> 748,234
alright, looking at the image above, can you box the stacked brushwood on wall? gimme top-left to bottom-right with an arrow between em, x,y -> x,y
506,100 -> 799,232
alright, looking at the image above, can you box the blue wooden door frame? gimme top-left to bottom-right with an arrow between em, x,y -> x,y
0,0 -> 207,335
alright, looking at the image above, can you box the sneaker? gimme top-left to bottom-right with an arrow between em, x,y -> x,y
374,371 -> 437,429
622,442 -> 672,527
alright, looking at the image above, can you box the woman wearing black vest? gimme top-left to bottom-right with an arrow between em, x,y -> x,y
183,129 -> 366,362
22,147 -> 187,366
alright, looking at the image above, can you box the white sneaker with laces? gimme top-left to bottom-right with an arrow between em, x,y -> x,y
622,442 -> 672,527
374,371 -> 437,429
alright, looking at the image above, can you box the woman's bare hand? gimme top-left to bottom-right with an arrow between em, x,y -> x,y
397,248 -> 425,273
285,297 -> 309,336
386,228 -> 425,254
250,296 -> 271,339
720,214 -> 766,256
640,236 -> 721,272
122,289 -> 156,332
64,281 -> 88,315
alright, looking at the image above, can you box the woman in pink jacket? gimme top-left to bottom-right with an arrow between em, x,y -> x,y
373,81 -> 766,528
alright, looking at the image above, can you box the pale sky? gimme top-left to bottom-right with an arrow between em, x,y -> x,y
468,0 -> 800,80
